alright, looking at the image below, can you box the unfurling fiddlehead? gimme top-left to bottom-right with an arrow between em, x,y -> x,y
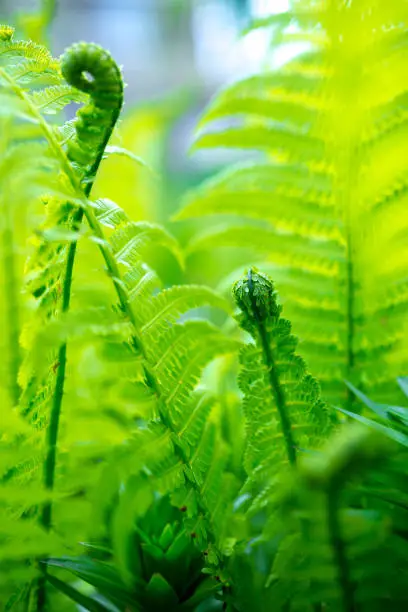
61,42 -> 124,190
233,269 -> 330,495
37,43 -> 123,611
233,269 -> 298,467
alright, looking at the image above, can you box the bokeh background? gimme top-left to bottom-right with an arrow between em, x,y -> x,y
0,1 -> 292,257
0,1 -> 287,99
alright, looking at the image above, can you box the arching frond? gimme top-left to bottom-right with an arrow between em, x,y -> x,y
178,0 -> 408,407
0,27 -> 240,609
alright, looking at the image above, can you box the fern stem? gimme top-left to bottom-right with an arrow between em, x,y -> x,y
326,486 -> 355,612
38,152 -> 112,527
77,209 -> 226,563
258,322 -> 297,465
39,208 -> 83,527
1,194 -> 21,407
247,271 -> 297,466
0,120 -> 21,407
339,135 -> 359,411
345,227 -> 356,412
36,219 -> 84,612
36,56 -> 122,611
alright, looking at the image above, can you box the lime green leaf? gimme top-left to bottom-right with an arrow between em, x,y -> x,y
45,574 -> 111,612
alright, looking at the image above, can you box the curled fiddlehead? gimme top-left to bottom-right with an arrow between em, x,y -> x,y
36,43 -> 124,611
61,42 -> 124,190
233,268 -> 280,330
233,269 -> 298,468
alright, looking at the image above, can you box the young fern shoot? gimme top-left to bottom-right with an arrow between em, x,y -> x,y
234,270 -> 298,466
233,269 -> 332,505
1,28 -> 239,608
37,43 -> 123,610
41,41 -> 124,529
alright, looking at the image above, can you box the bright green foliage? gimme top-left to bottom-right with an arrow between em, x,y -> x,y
44,494 -> 221,612
339,377 -> 408,446
1,5 -> 408,612
225,411 -> 408,612
270,424 -> 408,611
177,0 -> 408,407
233,269 -> 332,504
0,25 -> 238,611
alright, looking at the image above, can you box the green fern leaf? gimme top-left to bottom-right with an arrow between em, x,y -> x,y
30,84 -> 87,114
178,0 -> 408,408
233,269 -> 331,501
271,423 -> 408,610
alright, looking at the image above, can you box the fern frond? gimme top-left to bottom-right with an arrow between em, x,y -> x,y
270,423 -> 408,610
0,39 -> 54,66
3,41 -> 241,605
193,124 -> 324,162
30,84 -> 87,114
179,0 -> 408,407
139,285 -> 230,334
109,219 -> 183,270
233,269 -> 331,506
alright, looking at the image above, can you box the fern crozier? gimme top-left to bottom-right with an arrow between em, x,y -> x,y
233,268 -> 279,330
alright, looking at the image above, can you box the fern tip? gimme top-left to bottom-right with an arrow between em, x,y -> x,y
233,268 -> 279,324
0,24 -> 14,40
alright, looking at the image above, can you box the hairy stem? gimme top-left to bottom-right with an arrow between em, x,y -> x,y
326,486 -> 355,612
247,271 -> 297,466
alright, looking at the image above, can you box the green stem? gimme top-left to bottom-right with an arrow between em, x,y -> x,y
1,196 -> 21,407
80,204 -> 225,564
39,176 -> 113,530
247,271 -> 297,466
39,207 -> 83,530
36,82 -> 122,612
345,226 -> 355,412
36,220 -> 84,611
0,121 -> 21,407
74,158 -> 226,568
326,486 -> 355,612
339,130 -> 359,412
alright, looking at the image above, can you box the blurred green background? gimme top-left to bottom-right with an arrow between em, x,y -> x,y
0,0 -> 289,212
0,1 -> 293,289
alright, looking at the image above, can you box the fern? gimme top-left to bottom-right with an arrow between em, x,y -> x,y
339,377 -> 408,447
0,26 -> 238,610
2,9 -> 408,612
270,423 -> 408,610
225,269 -> 407,611
233,268 -> 331,503
177,0 -> 408,408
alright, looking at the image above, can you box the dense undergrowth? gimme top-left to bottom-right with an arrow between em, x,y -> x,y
1,1 -> 408,611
